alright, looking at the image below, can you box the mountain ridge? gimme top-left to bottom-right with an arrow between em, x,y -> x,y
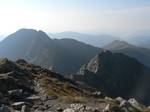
73,51 -> 150,105
49,31 -> 120,47
0,29 -> 101,75
127,35 -> 150,49
103,40 -> 150,68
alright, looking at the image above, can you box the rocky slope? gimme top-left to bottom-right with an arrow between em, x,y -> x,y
0,58 -> 90,111
0,58 -> 149,112
73,51 -> 150,105
0,29 -> 101,75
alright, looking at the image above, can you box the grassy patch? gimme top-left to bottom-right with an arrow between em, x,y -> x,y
39,75 -> 88,103
58,96 -> 88,103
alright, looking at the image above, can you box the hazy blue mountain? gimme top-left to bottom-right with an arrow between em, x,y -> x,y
127,35 -> 150,49
49,31 -> 120,47
0,29 -> 101,75
103,40 -> 150,68
0,35 -> 5,41
73,51 -> 150,105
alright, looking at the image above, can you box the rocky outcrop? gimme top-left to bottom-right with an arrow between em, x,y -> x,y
74,51 -> 150,105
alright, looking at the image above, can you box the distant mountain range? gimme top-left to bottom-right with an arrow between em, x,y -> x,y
127,35 -> 150,49
1,29 -> 150,109
49,31 -> 120,47
0,29 -> 101,75
103,40 -> 150,68
73,51 -> 150,105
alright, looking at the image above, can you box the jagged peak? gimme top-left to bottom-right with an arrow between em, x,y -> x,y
78,50 -> 144,75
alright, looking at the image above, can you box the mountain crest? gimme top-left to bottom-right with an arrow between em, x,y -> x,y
103,40 -> 134,50
74,51 -> 150,105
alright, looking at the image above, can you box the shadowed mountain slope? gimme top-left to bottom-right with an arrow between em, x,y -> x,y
103,40 -> 150,68
73,51 -> 150,105
0,29 -> 101,75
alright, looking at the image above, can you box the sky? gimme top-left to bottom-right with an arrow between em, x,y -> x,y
0,0 -> 150,37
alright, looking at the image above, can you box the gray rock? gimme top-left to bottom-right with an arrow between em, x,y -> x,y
119,100 -> 141,111
63,104 -> 103,112
25,95 -> 40,102
115,97 -> 125,104
71,104 -> 86,111
128,98 -> 142,111
102,104 -> 110,112
104,97 -> 113,101
12,102 -> 28,110
34,109 -> 43,112
92,91 -> 103,98
21,105 -> 30,112
63,108 -> 75,112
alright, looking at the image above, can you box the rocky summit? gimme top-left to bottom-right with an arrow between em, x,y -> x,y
0,58 -> 149,112
73,51 -> 150,106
